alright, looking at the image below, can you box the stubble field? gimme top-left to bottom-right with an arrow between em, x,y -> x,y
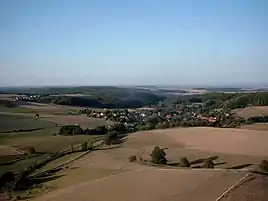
32,127 -> 268,201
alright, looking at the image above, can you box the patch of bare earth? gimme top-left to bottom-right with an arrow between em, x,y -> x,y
32,169 -> 247,201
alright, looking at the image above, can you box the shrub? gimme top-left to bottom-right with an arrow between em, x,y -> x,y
129,155 -> 137,162
0,171 -> 15,189
73,125 -> 84,134
25,147 -> 36,154
259,160 -> 268,172
180,157 -> 190,167
59,125 -> 84,135
150,146 -> 167,165
203,158 -> 214,169
81,141 -> 88,151
104,131 -> 118,145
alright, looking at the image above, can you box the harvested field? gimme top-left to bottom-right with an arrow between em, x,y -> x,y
235,106 -> 268,118
221,174 -> 268,201
149,127 -> 268,156
240,123 -> 268,131
15,126 -> 268,201
33,168 -> 248,201
43,115 -> 113,128
18,102 -> 82,115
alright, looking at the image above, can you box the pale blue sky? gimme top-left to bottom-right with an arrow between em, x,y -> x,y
1,0 -> 268,87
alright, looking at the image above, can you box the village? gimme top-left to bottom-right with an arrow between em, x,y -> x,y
78,102 -> 228,130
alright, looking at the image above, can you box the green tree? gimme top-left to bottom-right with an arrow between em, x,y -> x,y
81,141 -> 88,151
180,157 -> 190,167
95,125 -> 107,134
104,131 -> 118,145
260,160 -> 268,172
203,158 -> 214,168
26,147 -> 36,154
73,125 -> 84,135
150,146 -> 167,165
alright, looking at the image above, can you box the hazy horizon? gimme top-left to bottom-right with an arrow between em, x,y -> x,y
1,0 -> 268,86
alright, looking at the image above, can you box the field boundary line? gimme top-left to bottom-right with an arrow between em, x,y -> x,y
215,173 -> 254,201
31,140 -> 105,178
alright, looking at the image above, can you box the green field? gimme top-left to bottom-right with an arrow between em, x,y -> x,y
0,154 -> 47,177
0,112 -> 103,181
0,114 -> 56,133
31,152 -> 86,176
0,129 -> 102,155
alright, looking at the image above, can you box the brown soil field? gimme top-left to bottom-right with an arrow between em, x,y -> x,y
33,168 -> 247,201
150,127 -> 268,156
17,127 -> 268,200
240,123 -> 268,131
18,102 -> 85,115
221,174 -> 268,201
235,106 -> 268,118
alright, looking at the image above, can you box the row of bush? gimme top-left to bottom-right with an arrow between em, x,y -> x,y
129,146 -> 215,169
247,116 -> 268,124
131,147 -> 268,173
59,123 -> 130,136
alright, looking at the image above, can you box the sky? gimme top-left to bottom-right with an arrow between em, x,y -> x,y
1,0 -> 268,87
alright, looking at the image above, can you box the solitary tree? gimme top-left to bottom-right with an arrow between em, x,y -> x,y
260,160 -> 268,172
104,131 -> 118,145
180,157 -> 190,167
81,141 -> 88,151
204,158 -> 214,168
150,146 -> 167,165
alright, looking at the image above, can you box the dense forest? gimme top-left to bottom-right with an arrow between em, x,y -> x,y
2,86 -> 268,110
18,88 -> 166,109
163,92 -> 268,110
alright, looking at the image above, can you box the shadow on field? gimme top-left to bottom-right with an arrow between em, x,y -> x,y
0,127 -> 46,134
94,145 -> 122,151
250,170 -> 268,176
214,162 -> 226,166
190,156 -> 219,165
228,163 -> 254,169
28,175 -> 64,187
168,162 -> 180,166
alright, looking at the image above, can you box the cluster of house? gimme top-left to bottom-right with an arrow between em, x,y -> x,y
80,106 -> 223,125
9,94 -> 41,101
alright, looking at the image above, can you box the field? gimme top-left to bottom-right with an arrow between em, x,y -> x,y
0,114 -> 55,133
0,103 -> 110,182
29,127 -> 268,201
240,123 -> 268,131
1,99 -> 268,201
235,106 -> 268,119
33,168 -> 248,201
42,115 -> 113,128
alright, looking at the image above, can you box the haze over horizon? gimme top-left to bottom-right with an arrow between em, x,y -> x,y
1,0 -> 267,87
